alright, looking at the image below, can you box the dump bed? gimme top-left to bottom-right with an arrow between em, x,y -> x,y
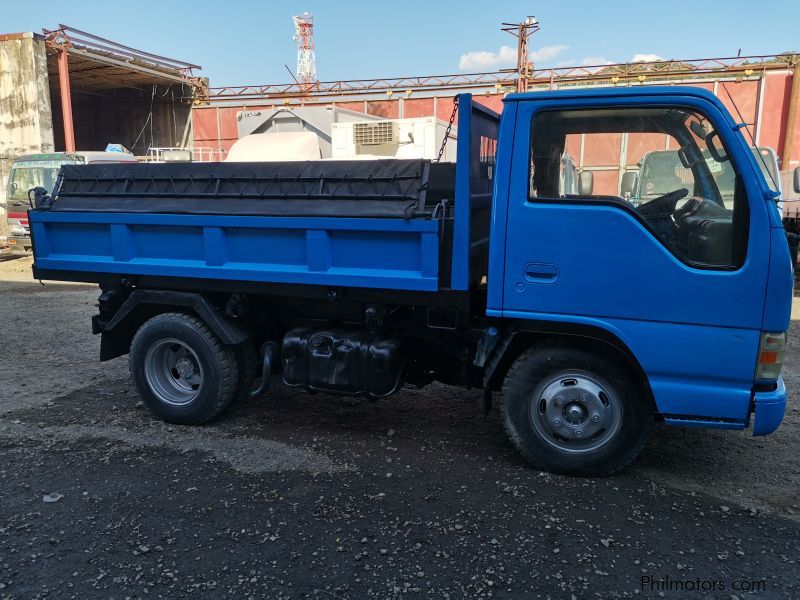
30,96 -> 499,294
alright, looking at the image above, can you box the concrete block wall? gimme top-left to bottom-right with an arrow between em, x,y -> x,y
0,32 -> 55,196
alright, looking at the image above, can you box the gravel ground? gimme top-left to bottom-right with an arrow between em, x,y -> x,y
1,256 -> 799,598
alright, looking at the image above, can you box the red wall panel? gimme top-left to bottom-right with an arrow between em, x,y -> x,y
192,107 -> 220,142
717,80 -> 758,127
436,97 -> 458,121
583,133 -> 621,166
760,73 -> 791,157
627,133 -> 666,165
564,134 -> 581,159
335,101 -> 367,113
593,170 -> 619,196
365,100 -> 399,118
473,94 -> 504,114
218,107 -> 241,141
403,98 -> 434,118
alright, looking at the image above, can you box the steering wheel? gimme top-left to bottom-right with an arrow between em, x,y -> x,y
672,196 -> 706,222
637,188 -> 689,218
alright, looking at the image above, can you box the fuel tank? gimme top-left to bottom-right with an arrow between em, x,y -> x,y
281,328 -> 405,398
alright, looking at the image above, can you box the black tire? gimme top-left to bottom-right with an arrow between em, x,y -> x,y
129,312 -> 238,425
500,343 -> 653,476
232,340 -> 258,402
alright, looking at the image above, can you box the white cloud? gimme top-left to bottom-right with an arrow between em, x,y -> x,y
458,45 -> 517,70
580,56 -> 613,66
458,44 -> 569,70
531,45 -> 570,63
630,53 -> 665,63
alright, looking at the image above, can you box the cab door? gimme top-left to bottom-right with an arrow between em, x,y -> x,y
497,91 -> 772,423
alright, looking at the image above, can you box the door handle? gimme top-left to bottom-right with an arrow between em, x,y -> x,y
524,262 -> 559,283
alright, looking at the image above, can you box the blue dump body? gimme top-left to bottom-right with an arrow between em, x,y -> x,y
29,87 -> 794,475
32,212 -> 443,291
30,101 -> 501,294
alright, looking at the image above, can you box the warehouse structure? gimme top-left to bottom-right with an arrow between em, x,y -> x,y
0,26 -> 207,194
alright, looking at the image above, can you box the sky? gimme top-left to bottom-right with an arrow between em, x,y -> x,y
4,0 -> 800,88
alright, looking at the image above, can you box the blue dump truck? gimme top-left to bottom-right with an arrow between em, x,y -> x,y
28,87 -> 796,476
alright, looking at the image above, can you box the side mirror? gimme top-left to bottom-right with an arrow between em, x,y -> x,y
794,166 -> 800,195
30,186 -> 51,209
578,170 -> 594,196
620,172 -> 639,198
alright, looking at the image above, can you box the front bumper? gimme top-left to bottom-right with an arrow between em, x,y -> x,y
752,376 -> 787,436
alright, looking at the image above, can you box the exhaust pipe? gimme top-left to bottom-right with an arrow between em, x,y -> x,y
251,341 -> 279,397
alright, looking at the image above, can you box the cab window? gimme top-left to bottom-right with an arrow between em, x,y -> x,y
529,107 -> 748,269
7,160 -> 71,210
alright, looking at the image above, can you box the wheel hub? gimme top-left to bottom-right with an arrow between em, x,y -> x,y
529,371 -> 623,454
143,339 -> 204,406
175,357 -> 195,379
563,402 -> 588,425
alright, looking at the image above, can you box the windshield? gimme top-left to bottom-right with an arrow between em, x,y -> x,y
6,159 -> 78,209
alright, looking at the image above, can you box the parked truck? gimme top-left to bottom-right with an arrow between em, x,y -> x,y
623,146 -> 782,210
28,87 -> 797,476
4,150 -> 137,255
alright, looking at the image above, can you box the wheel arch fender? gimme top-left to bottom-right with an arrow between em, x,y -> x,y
484,320 -> 656,410
99,289 -> 251,361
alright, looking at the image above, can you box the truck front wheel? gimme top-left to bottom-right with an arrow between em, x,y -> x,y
129,313 -> 238,425
501,344 -> 653,476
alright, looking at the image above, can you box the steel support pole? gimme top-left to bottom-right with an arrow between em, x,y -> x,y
783,66 -> 800,168
57,49 -> 76,152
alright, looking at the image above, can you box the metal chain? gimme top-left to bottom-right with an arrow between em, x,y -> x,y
435,97 -> 459,163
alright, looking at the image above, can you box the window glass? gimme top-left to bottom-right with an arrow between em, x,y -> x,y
7,160 -> 72,210
529,107 -> 748,268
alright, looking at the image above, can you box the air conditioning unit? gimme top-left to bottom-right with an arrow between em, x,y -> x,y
353,121 -> 397,145
331,117 -> 457,161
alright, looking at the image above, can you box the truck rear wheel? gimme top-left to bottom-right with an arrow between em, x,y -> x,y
500,344 -> 653,476
129,313 -> 238,425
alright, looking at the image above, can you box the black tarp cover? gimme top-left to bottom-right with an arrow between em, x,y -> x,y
49,159 -> 441,219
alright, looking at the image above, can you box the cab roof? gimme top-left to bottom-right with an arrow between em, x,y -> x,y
504,85 -> 723,106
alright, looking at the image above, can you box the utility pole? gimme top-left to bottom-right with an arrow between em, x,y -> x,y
501,16 -> 540,93
292,13 -> 317,90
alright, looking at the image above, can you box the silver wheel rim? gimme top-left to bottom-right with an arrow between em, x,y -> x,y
143,338 -> 204,406
529,371 -> 623,454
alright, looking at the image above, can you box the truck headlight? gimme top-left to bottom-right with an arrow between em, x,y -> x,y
9,224 -> 26,236
755,332 -> 786,381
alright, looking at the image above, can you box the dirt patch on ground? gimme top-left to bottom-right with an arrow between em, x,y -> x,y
0,257 -> 126,414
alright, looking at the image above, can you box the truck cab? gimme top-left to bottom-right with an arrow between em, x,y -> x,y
4,150 -> 137,255
28,87 -> 794,475
492,88 -> 791,446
